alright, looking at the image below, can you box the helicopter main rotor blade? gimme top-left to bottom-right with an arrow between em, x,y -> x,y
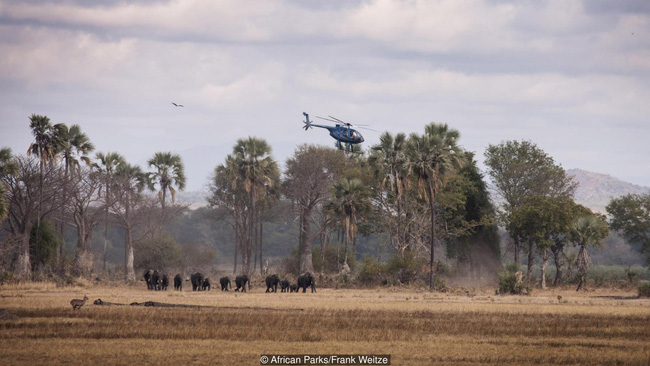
328,115 -> 347,124
315,116 -> 341,124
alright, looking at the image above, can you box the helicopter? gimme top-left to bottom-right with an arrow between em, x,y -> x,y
302,112 -> 365,152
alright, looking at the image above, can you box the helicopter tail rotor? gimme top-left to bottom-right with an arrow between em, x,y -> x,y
302,112 -> 312,130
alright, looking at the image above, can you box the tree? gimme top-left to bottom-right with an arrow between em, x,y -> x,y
0,148 -> 18,221
569,215 -> 609,291
326,178 -> 372,273
53,123 -> 94,269
284,145 -> 344,274
231,138 -> 278,275
68,167 -> 105,277
606,193 -> 650,264
94,152 -> 126,273
2,156 -> 63,277
405,123 -> 464,290
147,152 -> 186,210
369,132 -> 409,254
111,162 -> 148,282
484,140 -> 577,269
444,153 -> 500,280
26,114 -> 58,270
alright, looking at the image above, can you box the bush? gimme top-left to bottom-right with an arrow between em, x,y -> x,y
387,251 -> 424,285
357,256 -> 387,286
134,234 -> 185,271
638,282 -> 650,298
497,263 -> 529,295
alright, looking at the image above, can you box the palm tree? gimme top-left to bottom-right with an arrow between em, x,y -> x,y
405,123 -> 464,290
232,138 -> 278,275
53,123 -> 94,269
570,215 -> 609,291
26,114 -> 58,270
147,152 -> 186,210
326,178 -> 372,273
369,132 -> 408,253
94,152 -> 126,272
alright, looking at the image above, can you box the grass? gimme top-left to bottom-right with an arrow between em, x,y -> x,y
1,283 -> 649,365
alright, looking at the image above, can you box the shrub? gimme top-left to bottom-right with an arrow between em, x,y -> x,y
387,251 -> 424,285
497,263 -> 530,295
357,256 -> 387,286
638,282 -> 650,298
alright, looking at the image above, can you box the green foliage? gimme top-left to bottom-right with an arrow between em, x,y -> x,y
607,193 -> 650,264
638,282 -> 650,297
496,263 -> 529,295
312,245 -> 344,274
387,251 -> 424,284
357,256 -> 387,286
134,234 -> 185,271
29,219 -> 61,269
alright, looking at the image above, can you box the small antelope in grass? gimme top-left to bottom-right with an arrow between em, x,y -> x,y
70,295 -> 89,310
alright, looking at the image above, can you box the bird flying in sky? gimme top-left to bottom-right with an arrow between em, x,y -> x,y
171,102 -> 184,107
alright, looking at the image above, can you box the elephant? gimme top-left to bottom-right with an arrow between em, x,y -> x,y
280,279 -> 290,292
151,270 -> 161,291
220,276 -> 231,291
161,274 -> 169,291
144,270 -> 154,290
265,274 -> 280,293
202,277 -> 211,291
290,284 -> 298,293
235,275 -> 250,292
173,274 -> 182,291
191,272 -> 204,291
297,272 -> 316,293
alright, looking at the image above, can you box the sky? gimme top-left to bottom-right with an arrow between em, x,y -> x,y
1,0 -> 649,192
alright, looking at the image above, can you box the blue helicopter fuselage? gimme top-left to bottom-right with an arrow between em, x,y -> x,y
310,123 -> 364,145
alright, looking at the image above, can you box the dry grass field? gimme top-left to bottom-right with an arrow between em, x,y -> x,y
1,282 -> 649,365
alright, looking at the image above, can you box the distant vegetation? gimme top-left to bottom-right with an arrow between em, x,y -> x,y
1,115 -> 649,292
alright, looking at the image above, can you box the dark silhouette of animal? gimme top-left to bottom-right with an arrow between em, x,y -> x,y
151,270 -> 161,291
220,276 -> 231,291
174,274 -> 182,291
70,295 -> 89,310
297,272 -> 316,293
235,275 -> 250,292
171,102 -> 184,107
161,274 -> 169,291
280,279 -> 290,292
191,272 -> 204,291
265,274 -> 280,293
290,284 -> 298,293
202,277 -> 211,291
144,269 -> 154,290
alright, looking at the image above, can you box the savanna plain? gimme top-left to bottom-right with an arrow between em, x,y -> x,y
0,282 -> 649,366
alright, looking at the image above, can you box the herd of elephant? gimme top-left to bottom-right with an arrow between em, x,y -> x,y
143,270 -> 316,294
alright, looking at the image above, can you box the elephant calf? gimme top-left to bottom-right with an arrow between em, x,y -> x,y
280,279 -> 290,292
289,284 -> 298,293
202,277 -> 211,291
173,274 -> 182,291
220,276 -> 231,291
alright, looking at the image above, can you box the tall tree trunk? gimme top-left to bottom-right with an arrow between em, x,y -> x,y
102,184 -> 109,274
299,209 -> 314,274
514,236 -> 521,267
527,239 -> 535,281
35,158 -> 43,272
124,226 -> 135,282
551,245 -> 564,286
428,183 -> 436,290
233,235 -> 238,275
258,209 -> 265,276
540,248 -> 549,289
17,223 -> 34,278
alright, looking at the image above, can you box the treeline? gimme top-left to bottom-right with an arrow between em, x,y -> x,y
1,114 -> 649,291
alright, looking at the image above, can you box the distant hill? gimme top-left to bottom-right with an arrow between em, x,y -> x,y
568,169 -> 650,213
